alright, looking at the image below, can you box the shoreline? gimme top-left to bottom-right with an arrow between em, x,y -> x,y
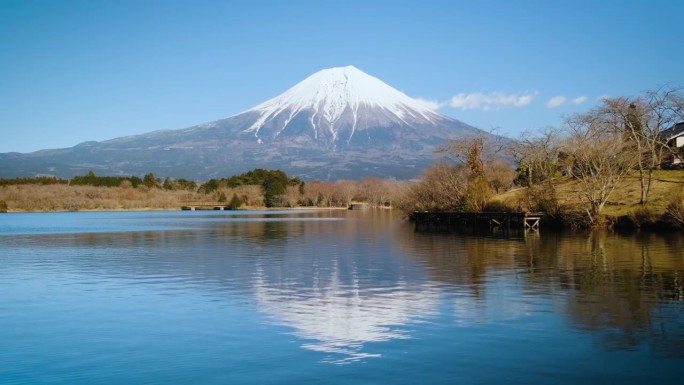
0,206 -> 353,214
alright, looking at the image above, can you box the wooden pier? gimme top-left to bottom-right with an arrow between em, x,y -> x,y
411,211 -> 543,233
181,202 -> 232,211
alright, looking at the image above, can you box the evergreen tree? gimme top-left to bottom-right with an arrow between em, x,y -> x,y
162,177 -> 173,190
228,193 -> 242,210
142,173 -> 158,188
199,179 -> 219,194
263,174 -> 287,207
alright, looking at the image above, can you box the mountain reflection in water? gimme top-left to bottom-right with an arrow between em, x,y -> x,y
1,210 -> 683,384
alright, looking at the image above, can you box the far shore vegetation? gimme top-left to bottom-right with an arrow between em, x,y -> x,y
2,86 -> 683,230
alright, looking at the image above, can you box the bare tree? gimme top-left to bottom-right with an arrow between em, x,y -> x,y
359,177 -> 395,207
282,185 -> 302,207
334,180 -> 359,208
563,113 -> 636,223
599,86 -> 684,204
507,127 -> 563,214
304,181 -> 334,207
441,133 -> 504,165
509,127 -> 562,187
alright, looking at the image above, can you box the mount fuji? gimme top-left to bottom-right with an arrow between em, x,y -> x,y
242,65 -> 449,147
1,66 -> 489,180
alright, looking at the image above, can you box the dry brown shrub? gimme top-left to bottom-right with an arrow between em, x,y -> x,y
282,185 -> 302,207
231,185 -> 264,207
486,160 -> 516,194
396,164 -> 468,214
665,186 -> 684,228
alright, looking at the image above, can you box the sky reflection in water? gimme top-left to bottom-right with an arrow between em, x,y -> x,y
1,210 -> 683,384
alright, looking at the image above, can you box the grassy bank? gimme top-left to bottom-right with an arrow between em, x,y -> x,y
492,170 -> 684,229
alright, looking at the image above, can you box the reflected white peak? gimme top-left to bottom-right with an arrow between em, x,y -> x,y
244,65 -> 444,135
253,268 -> 440,363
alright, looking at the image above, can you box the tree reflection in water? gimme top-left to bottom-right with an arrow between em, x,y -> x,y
403,227 -> 684,358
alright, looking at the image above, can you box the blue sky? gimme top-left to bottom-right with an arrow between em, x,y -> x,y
1,0 -> 683,153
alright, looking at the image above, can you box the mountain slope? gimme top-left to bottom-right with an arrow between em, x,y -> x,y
0,66 -> 489,180
241,65 -> 448,146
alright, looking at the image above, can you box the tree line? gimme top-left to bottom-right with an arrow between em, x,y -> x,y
0,176 -> 68,186
197,169 -> 303,208
0,169 -> 406,212
67,170 -> 197,191
194,171 -> 402,210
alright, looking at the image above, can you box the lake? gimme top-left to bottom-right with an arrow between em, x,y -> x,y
1,210 -> 682,384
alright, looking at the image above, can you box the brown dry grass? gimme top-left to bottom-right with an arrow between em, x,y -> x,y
492,170 -> 684,217
0,185 -> 207,212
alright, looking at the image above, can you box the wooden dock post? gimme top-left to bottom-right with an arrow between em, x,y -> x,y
524,216 -> 540,230
181,202 -> 231,211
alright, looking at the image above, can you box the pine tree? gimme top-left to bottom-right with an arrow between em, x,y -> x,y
463,138 -> 492,211
162,177 -> 173,190
143,172 -> 158,188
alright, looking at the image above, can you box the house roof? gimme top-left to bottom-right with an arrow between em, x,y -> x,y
661,122 -> 684,140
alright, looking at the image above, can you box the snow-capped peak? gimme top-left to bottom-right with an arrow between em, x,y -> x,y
242,66 -> 446,138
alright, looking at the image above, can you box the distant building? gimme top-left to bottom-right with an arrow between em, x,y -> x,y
660,122 -> 684,167
661,122 -> 684,148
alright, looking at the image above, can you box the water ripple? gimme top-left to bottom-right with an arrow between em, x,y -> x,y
2,211 -> 684,384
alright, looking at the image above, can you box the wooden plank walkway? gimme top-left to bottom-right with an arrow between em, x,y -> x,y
181,202 -> 231,211
411,211 -> 543,232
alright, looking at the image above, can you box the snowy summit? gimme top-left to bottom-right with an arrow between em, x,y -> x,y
243,66 -> 449,143
0,65 -> 486,180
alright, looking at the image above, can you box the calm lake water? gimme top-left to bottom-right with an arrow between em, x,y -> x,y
1,210 -> 683,384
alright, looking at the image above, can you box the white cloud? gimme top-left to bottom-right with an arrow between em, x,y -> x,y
546,96 -> 566,108
449,91 -> 538,111
415,98 -> 444,111
571,96 -> 587,105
